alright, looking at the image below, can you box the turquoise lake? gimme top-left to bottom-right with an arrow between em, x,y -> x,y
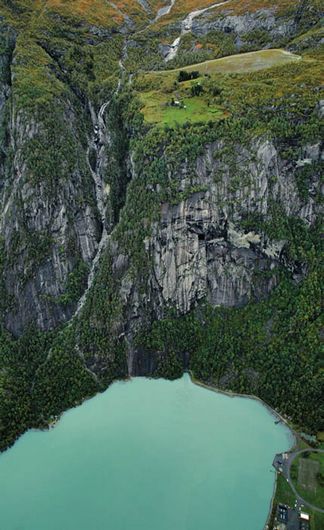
0,374 -> 293,530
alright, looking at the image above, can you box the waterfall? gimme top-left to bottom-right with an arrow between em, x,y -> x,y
165,1 -> 231,62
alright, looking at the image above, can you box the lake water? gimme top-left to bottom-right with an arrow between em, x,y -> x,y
0,374 -> 293,530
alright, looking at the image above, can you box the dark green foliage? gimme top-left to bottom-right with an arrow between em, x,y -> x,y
72,248 -> 128,384
105,93 -> 132,225
154,351 -> 183,380
0,238 -> 8,319
140,311 -> 201,358
190,82 -> 204,97
241,29 -> 286,51
295,161 -> 323,201
58,260 -> 89,306
317,472 -> 324,487
241,209 -> 322,269
141,269 -> 323,433
0,327 -> 53,450
21,106 -> 89,191
7,228 -> 53,282
0,324 -> 101,450
178,70 -> 200,82
32,326 -> 98,420
0,26 -> 14,84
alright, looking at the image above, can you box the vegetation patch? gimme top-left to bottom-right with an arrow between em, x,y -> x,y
273,462 -> 324,530
292,453 -> 324,509
158,49 -> 302,75
139,89 -> 224,125
134,49 -> 320,131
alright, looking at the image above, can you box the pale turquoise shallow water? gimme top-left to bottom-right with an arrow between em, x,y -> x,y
0,374 -> 293,530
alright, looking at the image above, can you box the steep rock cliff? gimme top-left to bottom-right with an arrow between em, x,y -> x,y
0,103 -> 101,335
108,136 -> 322,374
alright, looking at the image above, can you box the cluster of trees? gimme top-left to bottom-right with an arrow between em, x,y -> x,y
177,70 -> 200,82
0,328 -> 53,451
0,321 -> 118,451
317,471 -> 324,487
190,83 -> 204,97
58,260 -> 89,306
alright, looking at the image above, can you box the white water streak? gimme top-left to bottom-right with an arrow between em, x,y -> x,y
165,1 -> 230,62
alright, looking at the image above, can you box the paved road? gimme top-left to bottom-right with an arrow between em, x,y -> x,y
285,449 -> 324,513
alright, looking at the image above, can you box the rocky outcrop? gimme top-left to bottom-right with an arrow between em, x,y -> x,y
0,36 -> 103,334
150,198 -> 278,312
154,138 -> 319,301
0,105 -> 101,335
0,24 -> 14,192
110,137 -> 322,374
191,7 -> 296,44
160,2 -> 322,60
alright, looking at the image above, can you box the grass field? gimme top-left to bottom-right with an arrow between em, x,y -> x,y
139,90 -> 225,125
298,457 -> 320,491
317,432 -> 324,444
274,460 -> 324,530
159,49 -> 301,75
136,48 -> 303,126
274,473 -> 296,507
292,453 -> 324,509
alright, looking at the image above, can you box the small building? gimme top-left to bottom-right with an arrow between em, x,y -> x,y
300,512 -> 310,530
277,504 -> 288,524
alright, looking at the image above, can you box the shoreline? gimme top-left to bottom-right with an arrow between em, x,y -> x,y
188,371 -> 297,530
2,370 -> 307,530
189,371 -> 297,444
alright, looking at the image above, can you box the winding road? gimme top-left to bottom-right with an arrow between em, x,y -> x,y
282,449 -> 324,513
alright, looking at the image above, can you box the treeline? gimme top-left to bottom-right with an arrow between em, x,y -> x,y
140,264 -> 323,433
0,325 -> 101,451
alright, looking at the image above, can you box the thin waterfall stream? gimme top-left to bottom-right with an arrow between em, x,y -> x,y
165,1 -> 231,62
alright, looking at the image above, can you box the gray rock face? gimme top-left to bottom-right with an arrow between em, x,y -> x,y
191,7 -> 296,42
113,136 -> 322,374
1,48 -> 322,346
0,101 -> 101,335
146,138 -> 320,312
0,27 -> 14,190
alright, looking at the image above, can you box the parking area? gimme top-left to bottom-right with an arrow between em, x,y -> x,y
273,504 -> 310,530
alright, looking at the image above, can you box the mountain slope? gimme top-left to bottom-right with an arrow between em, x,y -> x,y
0,0 -> 323,450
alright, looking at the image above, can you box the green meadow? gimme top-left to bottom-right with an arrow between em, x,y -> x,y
135,49 -> 303,126
160,49 -> 301,75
